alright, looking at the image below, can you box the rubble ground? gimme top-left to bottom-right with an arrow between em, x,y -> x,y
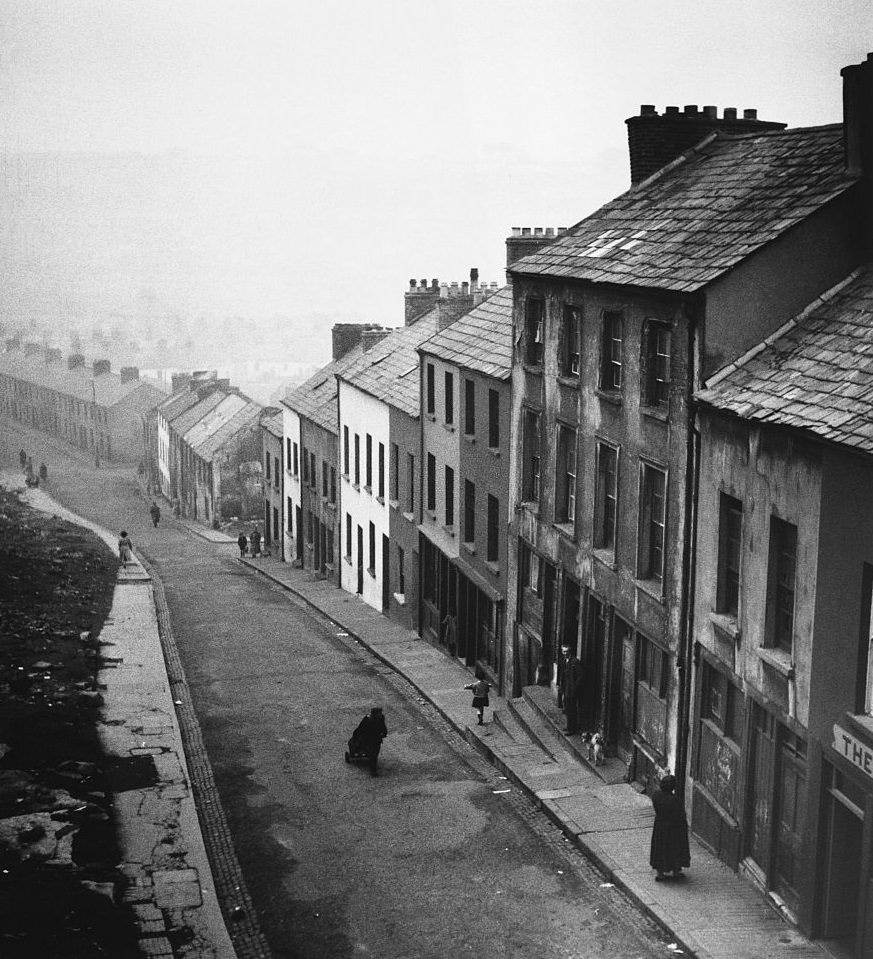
0,488 -> 140,958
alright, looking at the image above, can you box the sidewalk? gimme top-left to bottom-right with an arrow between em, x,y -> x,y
235,547 -> 829,959
9,474 -> 239,959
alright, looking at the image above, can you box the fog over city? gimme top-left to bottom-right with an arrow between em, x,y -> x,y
0,0 -> 869,378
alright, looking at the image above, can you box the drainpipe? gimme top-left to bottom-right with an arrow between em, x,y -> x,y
675,306 -> 702,796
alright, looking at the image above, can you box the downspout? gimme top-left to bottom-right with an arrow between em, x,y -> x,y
675,304 -> 702,795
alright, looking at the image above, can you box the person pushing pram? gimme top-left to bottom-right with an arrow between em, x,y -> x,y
345,706 -> 388,776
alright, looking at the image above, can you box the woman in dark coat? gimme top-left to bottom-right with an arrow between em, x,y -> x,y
650,774 -> 690,880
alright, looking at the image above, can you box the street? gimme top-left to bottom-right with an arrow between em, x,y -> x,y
2,423 -> 669,959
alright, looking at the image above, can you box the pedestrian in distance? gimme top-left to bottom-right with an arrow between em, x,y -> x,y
250,527 -> 261,557
560,644 -> 584,735
347,706 -> 388,776
19,449 -> 27,469
118,531 -> 134,566
237,533 -> 248,558
464,673 -> 492,725
649,773 -> 691,882
38,462 -> 47,482
150,502 -> 161,528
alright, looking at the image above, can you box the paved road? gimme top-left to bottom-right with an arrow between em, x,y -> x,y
3,425 -> 670,959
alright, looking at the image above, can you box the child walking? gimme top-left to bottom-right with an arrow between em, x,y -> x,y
464,675 -> 492,726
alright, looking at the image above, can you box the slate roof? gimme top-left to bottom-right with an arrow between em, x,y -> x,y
156,388 -> 201,423
697,266 -> 873,455
511,125 -> 857,293
338,308 -> 441,417
282,342 -> 366,435
0,352 -> 165,407
419,286 -> 513,380
261,410 -> 284,438
170,390 -> 225,435
183,394 -> 248,449
190,400 -> 262,461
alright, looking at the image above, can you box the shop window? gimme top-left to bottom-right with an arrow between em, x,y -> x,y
855,563 -> 873,714
560,305 -> 581,377
765,517 -> 797,652
599,311 -> 623,392
641,320 -> 671,408
717,494 -> 742,618
638,463 -> 666,585
594,442 -> 618,551
524,299 -> 544,366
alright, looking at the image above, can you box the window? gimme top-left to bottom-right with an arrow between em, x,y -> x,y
522,410 -> 541,503
286,438 -> 292,470
343,427 -> 349,476
407,453 -> 415,513
637,634 -> 668,699
378,443 -> 385,499
525,298 -> 545,366
265,451 -> 271,482
309,451 -> 316,490
330,467 -> 337,504
397,546 -> 406,595
427,453 -> 436,513
307,510 -> 314,543
322,460 -> 328,498
445,466 -> 454,528
293,442 -> 299,476
274,456 -> 280,486
287,496 -> 293,533
464,379 -> 475,436
391,443 -> 399,501
555,425 -> 577,525
368,521 -> 376,573
345,513 -> 352,559
487,495 -> 499,563
594,442 -> 618,550
599,311 -> 623,392
525,548 -> 543,595
641,321 -> 672,408
426,363 -> 435,415
488,389 -> 500,449
638,463 -> 666,584
354,434 -> 360,486
857,564 -> 873,714
445,372 -> 454,425
766,517 -> 797,652
302,446 -> 309,485
365,434 -> 372,489
560,305 -> 581,377
326,529 -> 334,566
464,479 -> 475,543
717,494 -> 742,618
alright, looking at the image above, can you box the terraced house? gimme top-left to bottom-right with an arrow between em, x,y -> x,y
505,75 -> 867,794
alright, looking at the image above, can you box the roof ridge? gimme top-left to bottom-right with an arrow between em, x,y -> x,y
703,268 -> 864,391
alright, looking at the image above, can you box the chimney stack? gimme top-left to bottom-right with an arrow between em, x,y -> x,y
93,359 -> 111,377
68,353 -> 85,370
842,52 -> 873,177
506,226 -> 565,272
23,341 -> 41,356
120,366 -> 139,383
332,323 -> 386,360
625,104 -> 786,185
171,372 -> 192,393
361,329 -> 392,352
44,347 -> 62,364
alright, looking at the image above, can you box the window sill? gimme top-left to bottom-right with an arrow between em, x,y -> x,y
402,511 -> 415,523
757,646 -> 794,678
597,389 -> 623,407
443,525 -> 455,538
641,405 -> 670,423
485,561 -> 500,576
553,521 -> 575,540
367,567 -> 376,578
393,592 -> 407,607
634,577 -> 665,604
425,509 -> 437,521
557,374 -> 581,389
344,554 -> 352,565
462,541 -> 476,555
592,548 -> 617,571
520,501 -> 540,517
426,413 -> 436,422
325,500 -> 337,511
463,433 -> 476,444
487,446 -> 501,458
342,473 -> 349,482
522,363 -> 544,375
325,563 -> 335,574
364,485 -> 372,495
389,499 -> 399,510
442,422 -> 455,433
352,483 -> 361,491
710,612 -> 740,643
376,496 -> 385,505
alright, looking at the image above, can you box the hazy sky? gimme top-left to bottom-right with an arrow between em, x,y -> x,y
1,1 -> 871,337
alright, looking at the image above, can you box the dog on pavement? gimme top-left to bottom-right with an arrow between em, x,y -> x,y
581,730 -> 605,765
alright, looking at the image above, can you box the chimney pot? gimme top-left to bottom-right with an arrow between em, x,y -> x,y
640,104 -> 657,116
558,227 -> 567,234
703,105 -> 717,118
420,278 -> 427,288
431,279 -> 439,290
534,227 -> 543,236
665,106 -> 679,115
522,227 -> 531,236
724,107 -> 737,120
743,108 -> 757,120
462,281 -> 469,294
470,267 -> 479,290
511,227 -> 521,237
409,279 -> 417,290
684,104 -> 698,116
545,227 -> 554,236
440,283 -> 449,299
